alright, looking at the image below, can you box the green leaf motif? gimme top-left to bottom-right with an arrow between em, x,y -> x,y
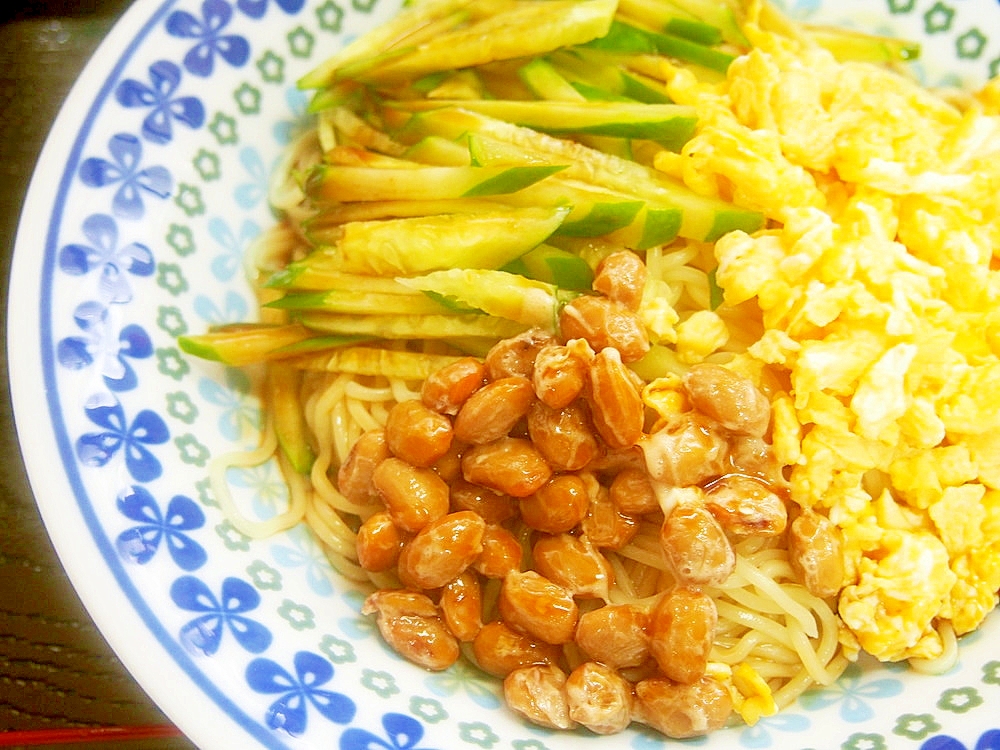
923,2 -> 955,33
166,224 -> 195,256
165,391 -> 198,424
956,28 -> 987,59
983,660 -> 1000,685
892,713 -> 940,741
246,560 -> 283,591
937,686 -> 983,713
234,82 -> 262,115
209,112 -> 238,145
175,433 -> 210,466
459,722 -> 499,749
257,50 -> 285,84
410,697 -> 447,723
842,733 -> 887,750
156,347 -> 190,380
278,599 -> 315,630
193,149 -> 221,181
361,669 -> 399,698
319,634 -> 356,663
156,305 -> 187,337
316,0 -> 344,32
216,520 -> 251,551
156,262 -> 188,296
195,477 -> 218,509
287,26 -> 315,58
174,184 -> 205,217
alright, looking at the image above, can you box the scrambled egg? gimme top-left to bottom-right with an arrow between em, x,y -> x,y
654,5 -> 1000,662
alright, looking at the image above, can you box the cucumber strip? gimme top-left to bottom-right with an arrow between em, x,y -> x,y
804,25 -> 920,64
178,323 -> 328,366
569,81 -> 636,103
336,205 -> 571,275
268,363 -> 315,473
396,268 -> 574,330
585,20 -> 736,73
615,0 -> 728,45
505,244 -> 595,290
322,106 -> 409,157
265,262 -> 428,292
557,200 -> 645,237
518,58 -> 587,101
403,135 -> 473,165
433,114 -> 760,242
304,198 -> 509,242
347,0 -> 618,85
547,49 -> 673,104
306,163 -> 566,203
290,347 -> 466,380
298,311 -> 528,340
272,335 -> 378,355
395,98 -> 698,147
446,157 -> 682,247
649,0 -> 749,47
665,17 -> 723,45
267,290 -> 454,316
298,0 -> 481,89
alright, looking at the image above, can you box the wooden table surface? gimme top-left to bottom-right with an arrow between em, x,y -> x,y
0,2 -> 196,746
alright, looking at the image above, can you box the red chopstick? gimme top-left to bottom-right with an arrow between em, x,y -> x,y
0,724 -> 184,746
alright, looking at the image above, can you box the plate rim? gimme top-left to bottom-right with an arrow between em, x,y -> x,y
6,0 -> 282,745
6,0 -> 1000,748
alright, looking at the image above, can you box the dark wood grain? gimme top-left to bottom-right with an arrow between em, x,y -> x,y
0,5 -> 195,744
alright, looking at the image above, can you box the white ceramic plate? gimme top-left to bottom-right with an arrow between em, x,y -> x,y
8,1 -> 1000,748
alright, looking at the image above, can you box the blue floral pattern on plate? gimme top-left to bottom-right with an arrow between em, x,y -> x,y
9,0 -> 1000,747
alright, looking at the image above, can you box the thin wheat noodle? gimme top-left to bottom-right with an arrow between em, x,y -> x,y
909,622 -> 958,675
304,491 -> 359,560
210,419 -> 307,538
727,556 -> 819,638
346,398 -> 383,434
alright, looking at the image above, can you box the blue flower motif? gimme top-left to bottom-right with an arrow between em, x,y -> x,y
735,709 -> 811,748
799,663 -> 903,723
75,392 -> 169,482
115,485 -> 206,570
115,60 -> 206,144
922,729 -> 1000,750
234,146 -> 268,209
57,301 -> 153,392
208,216 -> 260,281
340,713 -> 436,750
231,461 -> 286,515
246,651 -> 355,735
274,85 -> 310,145
197,368 -> 259,440
236,0 -> 304,19
425,659 -> 501,710
58,214 -> 155,302
78,135 -> 172,220
171,575 -> 272,655
271,525 -> 333,597
194,289 -> 251,326
166,0 -> 250,77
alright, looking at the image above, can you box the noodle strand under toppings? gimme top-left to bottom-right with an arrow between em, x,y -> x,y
179,0 -> 1000,740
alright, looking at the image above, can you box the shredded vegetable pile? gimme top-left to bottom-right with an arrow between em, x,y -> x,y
179,0 -> 1000,737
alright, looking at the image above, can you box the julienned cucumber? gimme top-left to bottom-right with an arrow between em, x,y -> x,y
399,107 -> 763,242
306,163 -> 567,203
337,0 -> 618,85
396,268 -> 579,330
335,205 -> 572,275
394,98 -> 698,150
